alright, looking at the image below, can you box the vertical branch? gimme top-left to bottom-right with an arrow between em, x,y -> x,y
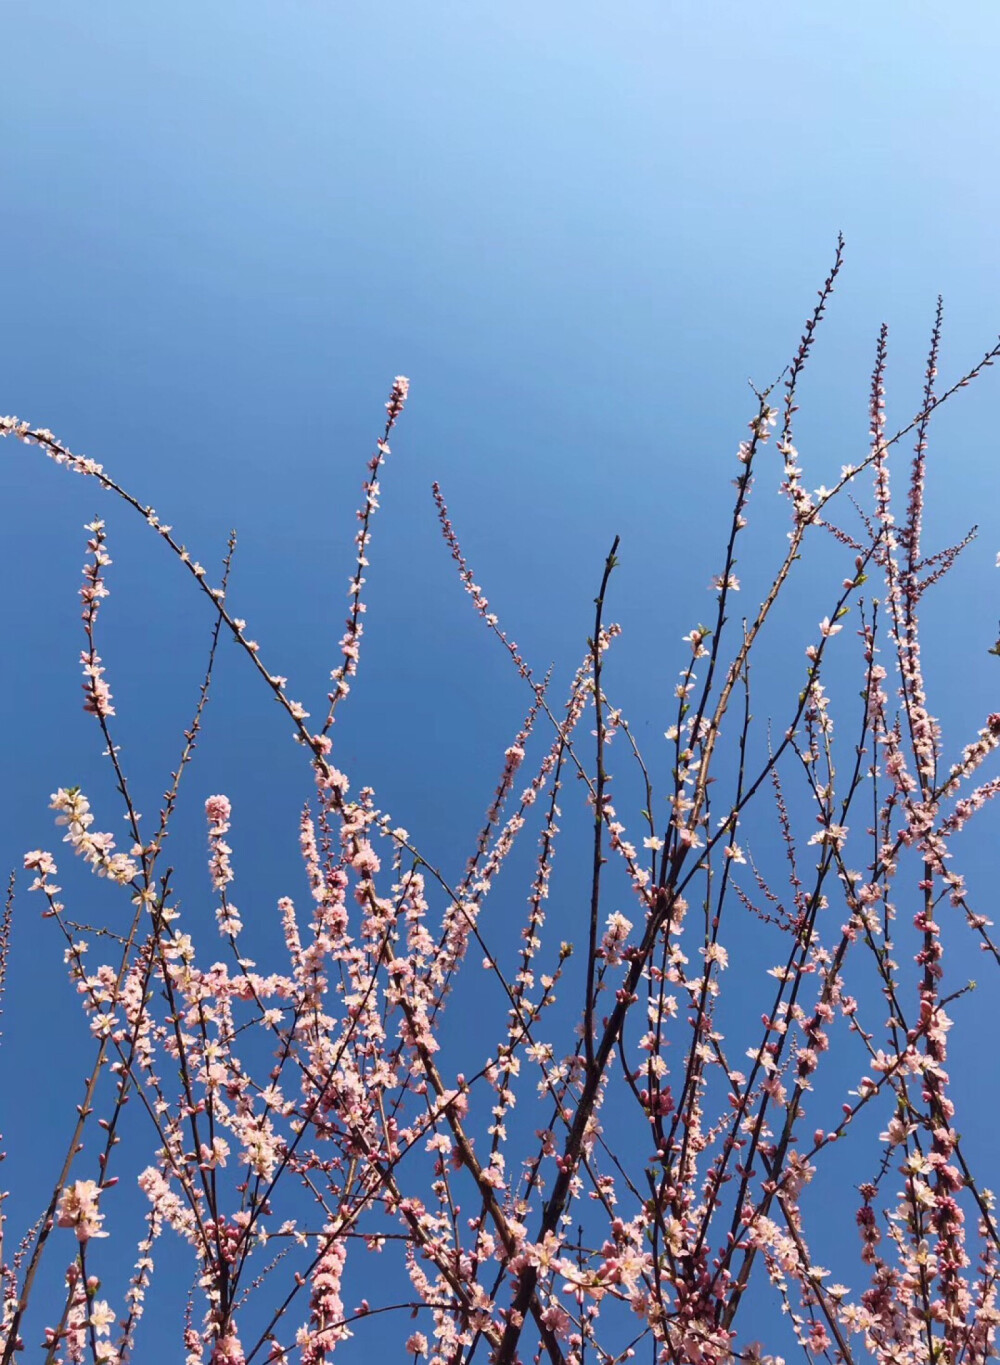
584,536 -> 620,1074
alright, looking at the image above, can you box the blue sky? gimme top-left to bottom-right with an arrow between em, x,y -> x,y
4,3 -> 1000,1360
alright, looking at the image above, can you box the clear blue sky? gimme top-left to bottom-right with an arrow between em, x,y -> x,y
4,3 -> 1000,1360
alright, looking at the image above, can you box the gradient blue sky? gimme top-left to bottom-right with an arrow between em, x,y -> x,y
5,3 -> 1000,1359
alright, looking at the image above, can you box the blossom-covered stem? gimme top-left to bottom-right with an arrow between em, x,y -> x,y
665,240 -> 844,877
0,420 -> 347,779
776,1193 -> 858,1365
40,1263 -> 80,1365
148,531 -> 236,862
23,545 -> 241,1330
717,675 -> 881,1321
486,744 -> 569,1143
665,395 -> 773,866
584,536 -> 619,1075
2,860 -> 155,1365
407,678 -> 565,1039
666,658 -> 755,1234
113,1201 -> 160,1362
902,297 -> 943,593
79,520 -> 116,722
491,896 -> 678,1365
0,873 -> 12,1050
77,520 -> 145,864
654,641 -> 867,1321
457,677 -> 549,900
433,483 -> 633,848
28,867 -> 220,1268
322,376 -> 410,735
145,915 -> 227,1250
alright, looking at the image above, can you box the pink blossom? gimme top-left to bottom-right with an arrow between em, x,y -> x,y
57,1179 -> 108,1242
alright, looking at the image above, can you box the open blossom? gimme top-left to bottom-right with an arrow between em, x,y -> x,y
57,1179 -> 108,1242
807,823 -> 848,849
89,1300 -> 116,1336
540,1303 -> 572,1336
703,941 -> 729,969
350,841 -> 380,876
23,847 -> 58,889
211,1332 -> 245,1364
601,911 -> 633,964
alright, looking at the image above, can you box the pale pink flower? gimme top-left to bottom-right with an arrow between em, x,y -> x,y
600,911 -> 633,965
350,841 -> 380,876
89,1300 -> 116,1336
211,1332 -> 245,1364
57,1179 -> 108,1242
